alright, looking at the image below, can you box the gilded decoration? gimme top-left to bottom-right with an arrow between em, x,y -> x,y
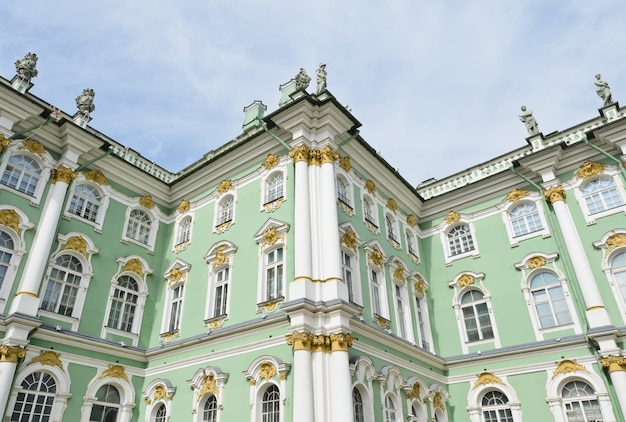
339,156 -> 351,172
208,318 -> 225,330
308,149 -> 322,166
474,372 -> 504,388
123,259 -> 144,279
213,245 -> 229,268
368,249 -> 384,267
198,375 -> 218,399
216,179 -> 233,195
286,331 -> 314,351
0,134 -> 11,152
330,333 -> 355,352
544,186 -> 566,204
365,180 -> 376,194
262,228 -> 282,247
140,195 -> 155,209
259,362 -> 277,381
458,273 -> 475,287
340,231 -> 357,251
248,379 -> 257,386
433,392 -> 445,410
0,345 -> 26,363
215,221 -> 232,234
0,209 -> 20,233
83,169 -> 109,185
365,220 -> 379,234
387,198 -> 398,213
63,236 -> 87,257
263,298 -> 280,313
168,267 -> 183,285
320,145 -> 339,164
406,214 -> 417,228
415,279 -> 425,295
606,233 -> 626,254
19,139 -> 45,157
100,365 -> 129,381
576,160 -> 605,179
444,211 -> 460,224
527,256 -> 547,269
289,144 -> 309,163
311,335 -> 331,353
552,359 -> 588,379
178,199 -> 190,213
600,356 -> 626,373
154,385 -> 166,401
393,266 -> 405,281
263,154 -> 280,170
52,166 -> 77,184
407,383 -> 421,399
504,188 -> 529,203
338,201 -> 354,216
264,198 -> 284,212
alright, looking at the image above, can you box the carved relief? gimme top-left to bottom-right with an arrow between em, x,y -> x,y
552,359 -> 588,379
286,331 -> 314,351
262,228 -> 282,247
198,375 -> 218,399
606,233 -> 626,254
544,186 -> 566,204
216,180 -> 233,195
340,231 -> 357,251
365,180 -> 376,194
330,333 -> 355,352
339,156 -> 351,172
311,335 -> 331,353
168,267 -> 183,285
308,149 -> 322,166
259,362 -> 277,381
600,356 -> 626,373
407,382 -> 421,399
289,144 -> 309,163
368,249 -> 384,267
458,273 -> 475,287
52,166 -> 77,184
473,372 -> 504,387
320,145 -> 339,164
212,245 -> 229,268
393,266 -> 405,282
576,160 -> 605,179
527,256 -> 547,269
504,188 -> 530,202
0,134 -> 11,152
415,278 -> 425,295
63,236 -> 87,257
444,211 -> 460,224
140,195 -> 155,209
433,392 -> 445,410
263,154 -> 280,170
123,259 -> 144,279
406,214 -> 417,228
83,169 -> 109,185
154,385 -> 166,401
178,199 -> 190,213
0,209 -> 20,233
387,198 -> 398,213
19,139 -> 45,157
100,365 -> 129,381
0,345 -> 26,363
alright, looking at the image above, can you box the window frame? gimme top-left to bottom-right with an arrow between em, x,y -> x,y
500,195 -> 550,246
122,206 -> 159,250
214,194 -> 235,232
81,372 -> 135,422
362,193 -> 379,233
412,276 -> 433,352
188,367 -> 229,422
161,261 -> 191,337
204,241 -> 237,325
0,143 -> 53,204
0,208 -> 32,313
175,214 -> 193,251
254,219 -> 290,311
64,176 -> 111,231
528,270 -> 574,330
440,218 -> 480,264
570,166 -> 626,224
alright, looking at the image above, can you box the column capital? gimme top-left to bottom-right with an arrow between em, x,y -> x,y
330,333 -> 355,352
52,165 -> 77,184
0,345 -> 26,363
601,356 -> 626,373
320,145 -> 339,164
286,331 -> 314,351
289,144 -> 310,163
544,185 -> 566,204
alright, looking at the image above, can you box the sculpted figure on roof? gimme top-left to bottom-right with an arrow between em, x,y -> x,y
316,63 -> 327,94
295,68 -> 311,90
76,88 -> 96,115
594,74 -> 613,106
15,52 -> 38,81
519,105 -> 539,136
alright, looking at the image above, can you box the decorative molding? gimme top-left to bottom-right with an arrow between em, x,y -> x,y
365,180 -> 376,194
123,258 -> 144,279
433,392 -> 445,411
340,230 -> 358,251
393,266 -> 405,282
458,273 -> 475,287
606,233 -> 626,255
178,199 -> 190,213
473,372 -> 504,387
503,188 -> 530,203
330,333 -> 355,352
168,267 -> 184,286
576,160 -> 605,179
415,278 -> 425,295
19,139 -> 45,157
154,384 -> 167,401
0,345 -> 26,363
259,361 -> 277,381
212,245 -> 229,268
444,211 -> 460,224
63,235 -> 87,257
83,169 -> 109,185
263,154 -> 280,170
100,365 -> 129,381
527,256 -> 547,269
0,209 -> 20,233
387,198 -> 398,213
600,356 -> 626,373
544,186 -> 566,204
285,331 -> 314,351
320,145 -> 339,164
52,166 -> 77,184
339,156 -> 351,172
406,214 -> 417,228
140,195 -> 155,209
0,134 -> 10,152
262,227 -> 282,247
198,375 -> 219,399
406,382 -> 421,399
308,149 -> 322,166
552,359 -> 588,379
289,144 -> 309,163
311,335 -> 331,353
368,249 -> 384,267
216,179 -> 233,194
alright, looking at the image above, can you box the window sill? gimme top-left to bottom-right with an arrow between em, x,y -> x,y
257,297 -> 284,313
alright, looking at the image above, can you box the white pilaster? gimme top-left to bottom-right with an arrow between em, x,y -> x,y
293,349 -> 315,422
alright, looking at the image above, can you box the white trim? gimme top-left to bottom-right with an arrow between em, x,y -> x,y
499,192 -> 550,247
0,141 -> 55,205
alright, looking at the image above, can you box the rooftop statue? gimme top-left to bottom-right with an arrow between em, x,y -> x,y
76,89 -> 96,115
594,74 -> 613,106
316,63 -> 327,94
519,105 -> 539,136
295,68 -> 311,90
15,52 -> 38,81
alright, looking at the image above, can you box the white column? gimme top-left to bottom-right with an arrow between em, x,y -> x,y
602,357 -> 626,418
329,333 -> 354,422
287,332 -> 315,422
9,166 -> 75,316
546,188 -> 612,328
0,346 -> 26,418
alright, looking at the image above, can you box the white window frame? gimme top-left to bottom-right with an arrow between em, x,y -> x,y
0,206 -> 32,313
214,194 -> 235,232
594,230 -> 626,324
64,175 -> 112,231
174,215 -> 193,250
362,193 -> 379,233
500,194 -> 549,246
143,379 -> 176,422
264,171 -> 285,206
122,205 -> 160,251
466,377 -> 522,422
81,369 -> 136,422
204,241 -> 237,324
0,142 -> 54,205
188,367 -> 229,422
405,228 -> 419,262
364,243 -> 389,323
391,262 -> 414,343
254,219 -> 290,309
411,276 -> 433,352
350,356 -> 377,422
161,260 -> 191,336
336,172 -> 354,215
570,166 -> 626,224
440,217 -> 480,264
243,356 -> 290,422
378,367 -> 404,422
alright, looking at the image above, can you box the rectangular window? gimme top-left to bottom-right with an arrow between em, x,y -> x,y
168,285 -> 184,332
342,251 -> 354,302
395,285 -> 407,338
213,268 -> 229,317
415,297 -> 430,350
370,269 -> 381,316
266,247 -> 284,301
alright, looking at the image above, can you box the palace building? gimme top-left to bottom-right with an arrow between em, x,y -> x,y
1,56 -> 626,421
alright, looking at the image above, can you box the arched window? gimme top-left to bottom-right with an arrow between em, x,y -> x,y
447,224 -> 475,256
481,391 -> 513,422
529,271 -> 573,329
0,154 -> 42,196
0,229 -> 14,291
337,177 -> 351,206
406,230 -> 418,258
68,183 -> 102,222
89,384 -> 120,421
509,203 -> 543,237
363,196 -> 378,228
261,384 -> 280,422
106,275 -> 139,332
265,172 -> 284,204
353,387 -> 365,422
561,381 -> 603,421
154,403 -> 167,422
217,196 -> 234,227
202,395 -> 217,422
581,177 -> 623,215
176,216 -> 192,246
10,371 -> 56,421
126,209 -> 152,245
386,214 -> 399,243
461,290 -> 494,342
41,254 -> 83,316
610,251 -> 626,307
383,394 -> 398,422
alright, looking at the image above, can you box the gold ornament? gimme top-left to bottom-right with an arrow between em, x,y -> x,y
458,273 -> 475,287
393,266 -> 405,281
473,372 -> 504,387
216,180 -> 233,194
339,156 -> 351,172
289,144 -> 310,163
544,186 -> 566,204
433,392 -> 445,410
369,249 -> 384,267
576,161 -> 605,179
100,365 -> 129,381
259,362 -> 277,381
52,166 -> 77,184
286,331 -> 314,351
444,211 -> 460,224
527,256 -> 547,269
0,209 -> 20,233
365,180 -> 376,194
83,169 -> 109,185
263,154 -> 280,170
606,233 -> 626,254
340,231 -> 357,251
123,259 -> 144,279
168,267 -> 183,285
140,195 -> 155,209
406,214 -> 417,228
213,245 -> 229,268
504,188 -> 529,202
178,199 -> 190,213
0,134 -> 11,152
262,228 -> 280,246
63,236 -> 87,257
198,375 -> 218,399
387,198 -> 398,213
600,356 -> 626,373
330,333 -> 355,352
0,345 -> 26,363
320,145 -> 339,164
154,385 -> 166,401
407,382 -> 421,399
552,359 -> 588,379
20,139 -> 45,157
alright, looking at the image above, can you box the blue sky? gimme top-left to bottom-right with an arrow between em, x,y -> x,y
2,1 -> 625,185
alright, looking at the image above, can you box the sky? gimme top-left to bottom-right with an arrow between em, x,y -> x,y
2,1 -> 626,186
